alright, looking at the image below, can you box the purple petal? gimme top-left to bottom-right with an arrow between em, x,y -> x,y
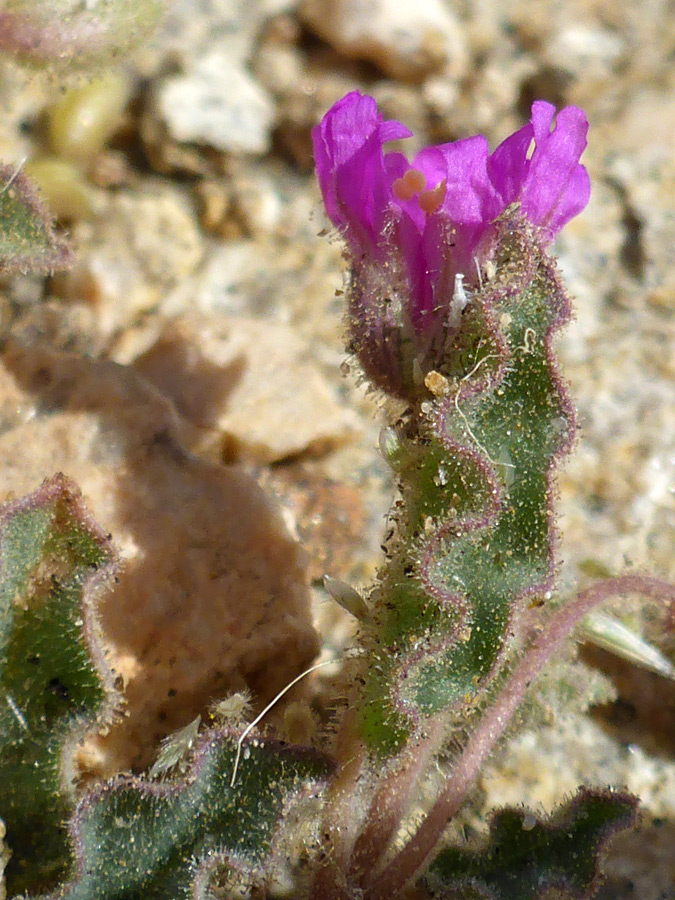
383,151 -> 410,181
312,91 -> 411,254
413,137 -> 501,321
519,102 -> 590,236
487,120 -> 535,206
414,136 -> 499,225
395,210 -> 429,325
529,100 -> 556,143
538,163 -> 591,235
312,89 -> 592,379
380,119 -> 414,143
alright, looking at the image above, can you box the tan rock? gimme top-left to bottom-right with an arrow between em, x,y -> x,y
606,85 -> 675,311
0,62 -> 51,164
133,314 -> 359,464
0,343 -> 318,774
51,183 -> 204,339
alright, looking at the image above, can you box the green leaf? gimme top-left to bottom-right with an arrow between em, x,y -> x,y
0,2 -> 164,74
0,474 -> 119,895
425,788 -> 638,899
359,221 -> 578,750
0,165 -> 72,275
45,733 -> 330,900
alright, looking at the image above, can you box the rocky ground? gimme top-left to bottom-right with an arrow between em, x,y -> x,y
0,0 -> 673,896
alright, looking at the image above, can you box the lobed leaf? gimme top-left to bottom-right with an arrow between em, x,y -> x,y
0,474 -> 119,895
425,788 -> 638,900
42,732 -> 331,900
359,221 -> 577,751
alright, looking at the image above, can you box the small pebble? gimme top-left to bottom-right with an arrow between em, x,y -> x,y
24,157 -> 96,221
47,73 -> 132,164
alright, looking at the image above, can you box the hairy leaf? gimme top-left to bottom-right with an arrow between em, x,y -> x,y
359,221 -> 577,751
0,474 -> 119,895
43,733 -> 330,900
0,164 -> 72,275
425,788 -> 637,900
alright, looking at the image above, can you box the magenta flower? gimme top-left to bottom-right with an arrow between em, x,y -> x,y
313,92 -> 589,337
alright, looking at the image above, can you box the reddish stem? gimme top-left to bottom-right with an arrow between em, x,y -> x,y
350,717 -> 446,890
365,575 -> 675,900
308,709 -> 366,900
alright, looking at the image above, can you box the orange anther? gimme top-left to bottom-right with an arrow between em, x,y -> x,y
418,179 -> 447,214
404,168 -> 427,192
392,177 -> 413,201
392,168 -> 427,201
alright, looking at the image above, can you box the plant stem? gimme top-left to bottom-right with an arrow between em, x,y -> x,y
309,709 -> 365,900
366,575 -> 675,900
350,716 -> 446,890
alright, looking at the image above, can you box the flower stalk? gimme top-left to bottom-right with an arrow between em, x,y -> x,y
308,90 -> 674,900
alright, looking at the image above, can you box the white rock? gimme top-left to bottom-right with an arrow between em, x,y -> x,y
148,0 -> 300,72
300,0 -> 468,81
155,47 -> 275,155
547,26 -> 625,69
